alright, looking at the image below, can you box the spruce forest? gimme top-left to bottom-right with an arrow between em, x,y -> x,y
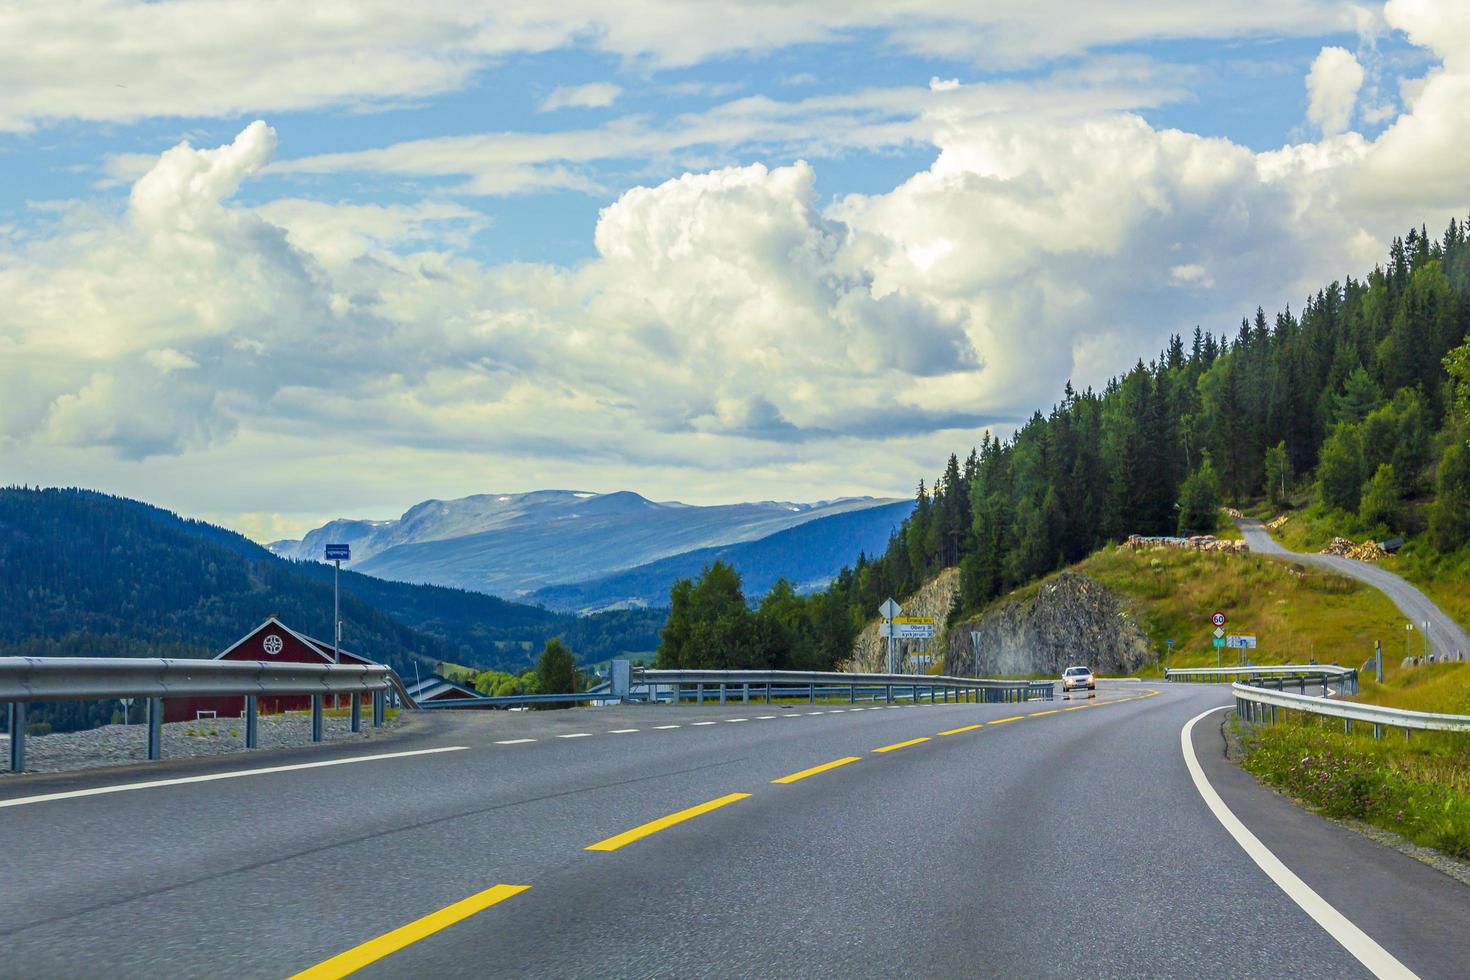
657,219 -> 1470,670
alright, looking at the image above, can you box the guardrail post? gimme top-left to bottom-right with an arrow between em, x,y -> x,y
808,685 -> 815,704
742,683 -> 749,705
849,685 -> 856,704
673,683 -> 680,706
7,702 -> 24,773
885,684 -> 893,704
1345,719 -> 1352,734
764,683 -> 771,705
147,697 -> 163,760
245,696 -> 259,749
1373,723 -> 1381,740
719,683 -> 727,705
372,690 -> 385,727
350,693 -> 362,733
311,695 -> 323,742
1270,705 -> 1277,725
697,683 -> 705,706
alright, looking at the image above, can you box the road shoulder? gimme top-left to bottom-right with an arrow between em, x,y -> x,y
1191,707 -> 1470,979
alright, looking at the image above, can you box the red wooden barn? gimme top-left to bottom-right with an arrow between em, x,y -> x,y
165,617 -> 378,723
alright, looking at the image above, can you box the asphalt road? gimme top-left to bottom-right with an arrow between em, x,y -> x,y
1,685 -> 1466,979
1239,520 -> 1470,661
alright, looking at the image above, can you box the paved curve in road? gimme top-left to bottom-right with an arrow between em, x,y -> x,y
1,686 -> 1466,978
1239,520 -> 1470,661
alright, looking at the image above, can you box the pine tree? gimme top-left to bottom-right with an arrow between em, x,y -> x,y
534,638 -> 578,706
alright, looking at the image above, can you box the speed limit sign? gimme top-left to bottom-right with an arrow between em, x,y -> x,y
1210,611 -> 1226,628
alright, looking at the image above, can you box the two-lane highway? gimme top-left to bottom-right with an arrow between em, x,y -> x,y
2,685 -> 1466,978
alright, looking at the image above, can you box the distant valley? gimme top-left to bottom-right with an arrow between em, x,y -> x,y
270,489 -> 908,604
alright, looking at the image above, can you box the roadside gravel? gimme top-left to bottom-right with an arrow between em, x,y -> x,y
1,712 -> 401,776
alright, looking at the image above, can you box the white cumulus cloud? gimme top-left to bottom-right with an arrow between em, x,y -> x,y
1306,46 -> 1365,136
539,82 -> 623,111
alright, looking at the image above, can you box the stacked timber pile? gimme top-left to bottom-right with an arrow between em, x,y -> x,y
1321,537 -> 1388,560
1264,515 -> 1290,531
1223,507 -> 1244,519
1123,534 -> 1248,555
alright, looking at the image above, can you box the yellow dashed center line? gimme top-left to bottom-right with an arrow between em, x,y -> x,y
585,793 -> 751,852
290,884 -> 530,980
988,715 -> 1025,724
873,736 -> 931,753
772,756 -> 863,784
937,724 -> 986,736
1029,709 -> 1059,717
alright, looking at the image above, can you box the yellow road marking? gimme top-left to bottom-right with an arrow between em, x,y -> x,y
989,715 -> 1025,724
1063,705 -> 1091,711
291,884 -> 530,980
1029,709 -> 1059,717
873,736 -> 931,753
585,793 -> 751,852
772,756 -> 862,784
938,724 -> 985,736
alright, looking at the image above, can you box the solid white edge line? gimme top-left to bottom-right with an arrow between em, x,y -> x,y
691,722 -> 717,726
0,746 -> 470,811
607,729 -> 639,734
556,733 -> 593,738
1181,706 -> 1418,980
496,739 -> 537,745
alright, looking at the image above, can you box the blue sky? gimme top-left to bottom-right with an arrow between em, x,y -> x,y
1,1 -> 1466,540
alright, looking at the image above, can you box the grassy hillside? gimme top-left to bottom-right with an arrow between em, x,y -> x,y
1259,503 -> 1470,637
958,544 -> 1406,676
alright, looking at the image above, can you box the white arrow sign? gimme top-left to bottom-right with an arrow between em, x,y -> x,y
879,597 -> 901,620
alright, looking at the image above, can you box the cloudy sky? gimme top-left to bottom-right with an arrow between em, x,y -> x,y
3,0 -> 1468,541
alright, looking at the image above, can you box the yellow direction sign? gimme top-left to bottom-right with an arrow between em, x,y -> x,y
891,616 -> 935,625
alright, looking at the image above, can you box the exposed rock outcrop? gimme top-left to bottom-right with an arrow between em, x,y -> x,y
842,567 -> 959,674
945,571 -> 1155,677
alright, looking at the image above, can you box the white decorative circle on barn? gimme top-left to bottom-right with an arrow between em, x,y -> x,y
263,634 -> 284,655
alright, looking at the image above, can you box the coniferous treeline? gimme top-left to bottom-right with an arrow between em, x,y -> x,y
661,219 -> 1470,669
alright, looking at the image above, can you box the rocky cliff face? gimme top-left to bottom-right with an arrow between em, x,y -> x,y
842,567 -> 959,673
945,571 -> 1155,677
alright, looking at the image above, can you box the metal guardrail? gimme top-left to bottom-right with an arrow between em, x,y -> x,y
1232,681 -> 1470,738
418,692 -> 628,709
1165,664 -> 1357,696
0,657 -> 416,773
631,669 -> 1054,706
398,667 -> 1055,711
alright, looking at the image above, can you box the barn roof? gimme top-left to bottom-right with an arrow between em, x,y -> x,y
215,616 -> 378,666
406,675 -> 479,701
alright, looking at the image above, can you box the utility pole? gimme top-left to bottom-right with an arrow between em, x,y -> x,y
324,544 -> 351,665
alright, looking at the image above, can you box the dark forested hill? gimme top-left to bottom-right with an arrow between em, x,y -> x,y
833,218 -> 1470,630
653,218 -> 1470,672
0,488 -> 663,678
531,500 -> 914,612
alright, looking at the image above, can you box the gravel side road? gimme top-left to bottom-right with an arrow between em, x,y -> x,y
1239,519 -> 1470,661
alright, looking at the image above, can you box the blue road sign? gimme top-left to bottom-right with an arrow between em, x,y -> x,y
324,544 -> 351,561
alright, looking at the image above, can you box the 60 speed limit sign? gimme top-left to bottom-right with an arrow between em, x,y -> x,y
1210,611 -> 1226,628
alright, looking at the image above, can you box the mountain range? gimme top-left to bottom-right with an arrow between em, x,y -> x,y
269,490 -> 904,602
528,500 -> 915,613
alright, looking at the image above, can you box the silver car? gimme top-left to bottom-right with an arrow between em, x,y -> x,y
1062,665 -> 1095,697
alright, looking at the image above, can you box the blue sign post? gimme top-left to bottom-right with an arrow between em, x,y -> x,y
324,544 -> 351,664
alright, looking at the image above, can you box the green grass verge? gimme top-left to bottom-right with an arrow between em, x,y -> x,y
1240,717 -> 1470,859
1256,506 -> 1470,637
1354,661 -> 1470,714
1078,546 -> 1404,674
